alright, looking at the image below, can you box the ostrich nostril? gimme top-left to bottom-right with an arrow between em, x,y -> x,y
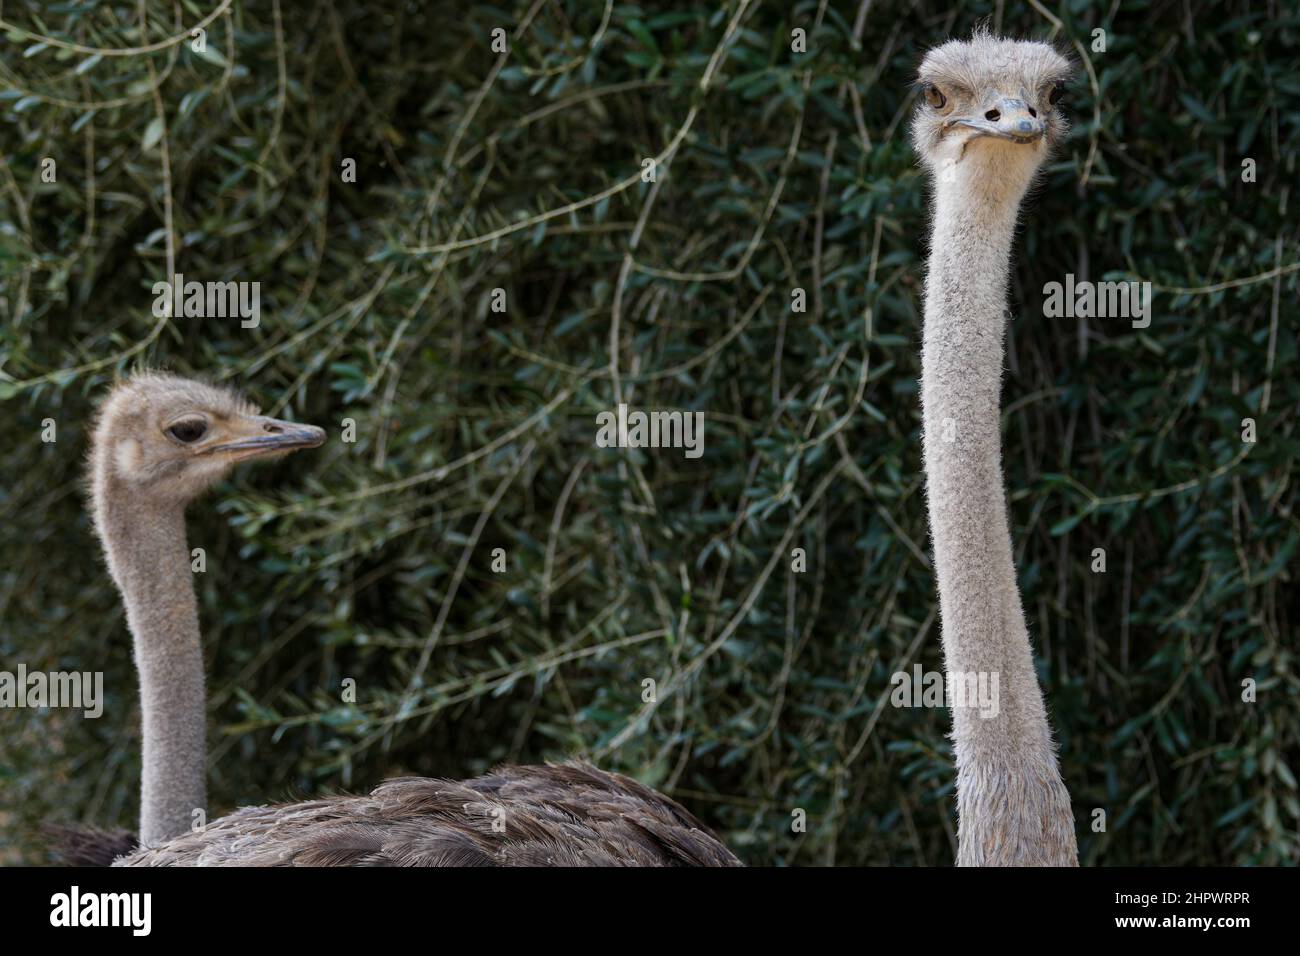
985,109 -> 1001,122
263,422 -> 285,434
1027,106 -> 1037,117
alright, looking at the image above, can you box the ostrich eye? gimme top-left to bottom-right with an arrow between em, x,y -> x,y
1048,80 -> 1065,105
167,419 -> 208,443
923,84 -> 946,109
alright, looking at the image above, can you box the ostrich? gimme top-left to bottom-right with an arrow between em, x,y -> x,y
77,371 -> 739,866
912,32 -> 1079,865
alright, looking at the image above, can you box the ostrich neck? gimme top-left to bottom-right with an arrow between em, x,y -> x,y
97,483 -> 206,847
921,178 -> 1036,712
921,172 -> 1076,864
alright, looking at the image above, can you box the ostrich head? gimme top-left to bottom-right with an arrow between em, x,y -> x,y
89,371 -> 326,506
84,371 -> 325,849
911,31 -> 1072,194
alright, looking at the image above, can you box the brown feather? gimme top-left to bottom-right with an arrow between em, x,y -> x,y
115,762 -> 741,867
44,823 -> 139,866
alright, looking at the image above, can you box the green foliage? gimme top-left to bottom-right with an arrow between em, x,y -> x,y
1,0 -> 1297,865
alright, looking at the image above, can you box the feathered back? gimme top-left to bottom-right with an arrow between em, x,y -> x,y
44,823 -> 139,867
116,762 -> 741,867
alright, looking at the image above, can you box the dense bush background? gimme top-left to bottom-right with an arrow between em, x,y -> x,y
1,0 -> 1296,866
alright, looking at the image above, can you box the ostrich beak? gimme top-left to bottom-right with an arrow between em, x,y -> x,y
945,96 -> 1045,144
203,416 -> 327,459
